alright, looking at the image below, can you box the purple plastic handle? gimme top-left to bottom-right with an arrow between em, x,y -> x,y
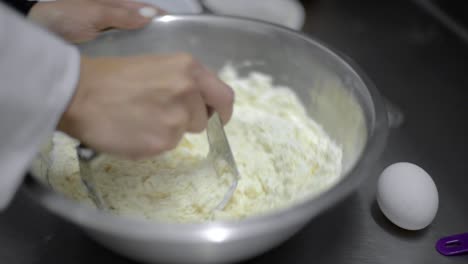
436,233 -> 468,256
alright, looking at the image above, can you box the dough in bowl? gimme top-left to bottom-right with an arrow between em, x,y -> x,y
42,65 -> 343,223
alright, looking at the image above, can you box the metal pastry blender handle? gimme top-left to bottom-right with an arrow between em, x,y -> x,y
207,113 -> 239,211
76,144 -> 106,210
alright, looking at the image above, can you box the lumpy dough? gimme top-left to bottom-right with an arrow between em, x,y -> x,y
45,65 -> 343,223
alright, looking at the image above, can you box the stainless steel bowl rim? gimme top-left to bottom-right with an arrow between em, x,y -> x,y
23,14 -> 389,242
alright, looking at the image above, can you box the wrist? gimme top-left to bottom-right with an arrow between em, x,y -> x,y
57,56 -> 90,138
27,2 -> 52,26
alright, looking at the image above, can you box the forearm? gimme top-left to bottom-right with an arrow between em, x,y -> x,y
0,3 -> 80,209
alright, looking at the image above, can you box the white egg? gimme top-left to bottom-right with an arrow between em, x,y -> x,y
377,162 -> 438,230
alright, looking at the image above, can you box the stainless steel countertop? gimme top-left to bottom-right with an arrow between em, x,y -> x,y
1,0 -> 467,263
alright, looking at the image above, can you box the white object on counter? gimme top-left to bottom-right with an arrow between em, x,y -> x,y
377,162 -> 439,231
203,0 -> 305,30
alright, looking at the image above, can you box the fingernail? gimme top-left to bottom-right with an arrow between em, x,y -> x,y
138,7 -> 158,18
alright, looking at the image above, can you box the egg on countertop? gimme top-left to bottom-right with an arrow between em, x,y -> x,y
377,162 -> 439,231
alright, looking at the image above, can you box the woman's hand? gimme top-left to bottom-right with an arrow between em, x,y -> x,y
58,54 -> 235,159
28,0 -> 163,43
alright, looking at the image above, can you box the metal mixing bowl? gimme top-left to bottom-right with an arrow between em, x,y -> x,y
25,15 -> 388,264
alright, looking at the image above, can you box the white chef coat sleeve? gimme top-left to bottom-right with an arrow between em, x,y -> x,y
0,4 -> 80,209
